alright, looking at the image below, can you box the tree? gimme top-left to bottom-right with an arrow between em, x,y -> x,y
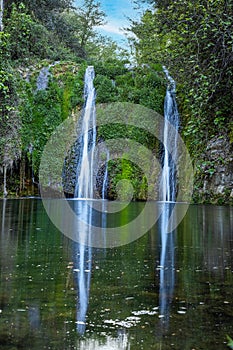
4,3 -> 52,59
52,0 -> 106,58
0,32 -> 21,197
76,0 -> 106,51
129,0 -> 233,146
4,0 -> 73,26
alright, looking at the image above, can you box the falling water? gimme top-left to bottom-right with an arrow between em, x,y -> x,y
160,67 -> 179,202
158,68 -> 179,331
102,150 -> 109,199
74,66 -> 96,199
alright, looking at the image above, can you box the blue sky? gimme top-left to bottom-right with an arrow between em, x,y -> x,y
76,0 -> 147,45
97,0 -> 139,43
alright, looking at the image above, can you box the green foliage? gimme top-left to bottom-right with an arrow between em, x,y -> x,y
107,158 -> 148,201
47,0 -> 107,58
94,75 -> 117,103
116,66 -> 165,112
94,60 -> 166,113
97,121 -> 159,200
87,35 -> 123,62
94,60 -> 128,79
6,3 -> 33,59
20,62 -> 85,177
0,0 -> 127,196
0,32 -> 20,172
76,0 -> 106,50
4,1 -> 112,62
129,0 -> 233,156
227,335 -> 233,349
4,3 -> 51,60
5,0 -> 73,26
0,32 -> 14,113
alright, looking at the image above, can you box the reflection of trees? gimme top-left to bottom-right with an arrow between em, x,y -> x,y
0,199 -> 77,348
202,206 -> 233,274
177,205 -> 233,301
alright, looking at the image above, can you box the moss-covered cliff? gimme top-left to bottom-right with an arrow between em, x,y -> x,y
0,1 -> 232,204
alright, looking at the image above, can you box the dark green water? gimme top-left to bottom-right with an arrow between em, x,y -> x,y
0,199 -> 232,349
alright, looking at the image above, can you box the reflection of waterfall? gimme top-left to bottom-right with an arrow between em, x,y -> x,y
74,66 -> 96,199
79,333 -> 130,350
1,198 -> 6,235
158,68 -> 179,331
73,231 -> 92,335
159,204 -> 175,328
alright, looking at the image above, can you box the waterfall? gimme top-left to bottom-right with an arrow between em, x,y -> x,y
74,66 -> 96,199
160,66 -> 179,202
0,0 -> 3,32
102,150 -> 109,199
158,68 -> 178,331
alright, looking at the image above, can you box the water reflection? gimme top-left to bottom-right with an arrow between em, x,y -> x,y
201,205 -> 233,273
28,305 -> 41,330
73,201 -> 92,335
79,333 -> 130,350
158,203 -> 176,332
72,200 -> 109,335
1,199 -> 6,235
0,200 -> 232,350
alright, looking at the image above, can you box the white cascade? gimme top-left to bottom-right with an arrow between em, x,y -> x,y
160,66 -> 179,202
75,66 -> 96,199
102,149 -> 109,199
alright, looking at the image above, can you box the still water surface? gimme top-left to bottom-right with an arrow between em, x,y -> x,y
0,199 -> 232,349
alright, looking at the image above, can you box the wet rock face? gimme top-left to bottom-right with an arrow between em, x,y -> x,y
62,139 -> 81,197
197,134 -> 233,203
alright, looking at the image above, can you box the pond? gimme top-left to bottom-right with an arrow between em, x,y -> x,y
0,199 -> 232,349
